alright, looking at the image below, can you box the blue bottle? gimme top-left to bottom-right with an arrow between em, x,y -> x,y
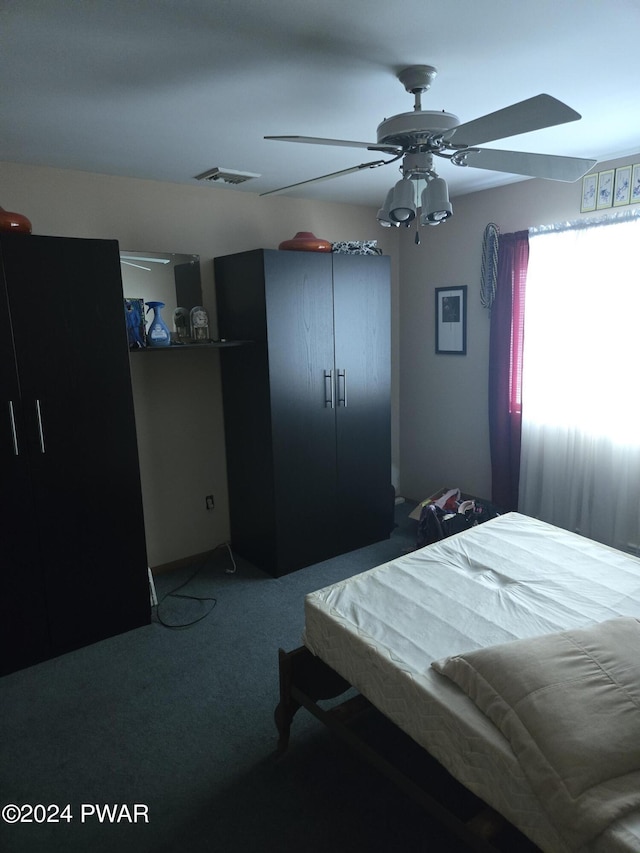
145,301 -> 171,347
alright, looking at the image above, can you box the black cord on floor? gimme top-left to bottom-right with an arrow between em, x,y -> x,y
154,543 -> 235,629
156,593 -> 216,629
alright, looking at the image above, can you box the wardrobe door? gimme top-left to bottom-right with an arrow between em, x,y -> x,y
0,245 -> 50,675
216,250 -> 278,570
263,250 -> 338,574
3,235 -> 149,656
332,254 -> 391,552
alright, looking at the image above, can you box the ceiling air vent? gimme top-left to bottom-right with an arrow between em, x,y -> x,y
194,167 -> 261,185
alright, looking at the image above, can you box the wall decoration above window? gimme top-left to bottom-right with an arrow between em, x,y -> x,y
582,163 -> 640,213
596,169 -> 614,210
613,165 -> 632,207
580,174 -> 598,212
435,286 -> 467,355
631,164 -> 640,204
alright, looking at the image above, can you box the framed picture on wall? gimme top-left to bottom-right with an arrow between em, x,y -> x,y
613,165 -> 632,207
435,286 -> 467,355
580,173 -> 598,212
631,164 -> 640,204
596,169 -> 614,209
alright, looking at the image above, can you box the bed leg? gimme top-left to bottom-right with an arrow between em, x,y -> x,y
465,806 -> 507,842
275,647 -> 301,753
275,646 -> 351,753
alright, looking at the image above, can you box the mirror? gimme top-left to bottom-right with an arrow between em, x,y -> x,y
120,250 -> 202,332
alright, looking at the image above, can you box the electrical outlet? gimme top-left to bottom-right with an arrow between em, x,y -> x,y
205,494 -> 215,511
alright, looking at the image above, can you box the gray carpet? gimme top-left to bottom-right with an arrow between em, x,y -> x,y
0,503 -> 489,853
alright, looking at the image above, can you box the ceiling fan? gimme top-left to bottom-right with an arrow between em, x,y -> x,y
262,65 -> 597,228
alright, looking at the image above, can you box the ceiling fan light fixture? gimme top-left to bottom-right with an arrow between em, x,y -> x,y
420,177 -> 453,224
389,178 -> 416,223
377,188 -> 400,227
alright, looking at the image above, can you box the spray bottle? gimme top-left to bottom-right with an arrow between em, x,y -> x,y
145,301 -> 171,347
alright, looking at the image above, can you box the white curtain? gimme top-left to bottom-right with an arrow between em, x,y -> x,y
518,213 -> 640,552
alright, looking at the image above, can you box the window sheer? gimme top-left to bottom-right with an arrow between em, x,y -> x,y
518,213 -> 640,552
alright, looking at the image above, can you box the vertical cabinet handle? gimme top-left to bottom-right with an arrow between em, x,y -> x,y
35,399 -> 46,453
324,369 -> 335,408
337,369 -> 347,407
8,401 -> 19,456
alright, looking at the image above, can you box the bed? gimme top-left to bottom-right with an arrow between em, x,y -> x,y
275,512 -> 640,853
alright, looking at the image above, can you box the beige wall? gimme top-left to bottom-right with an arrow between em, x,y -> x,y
4,154 -> 636,560
1,162 -> 400,566
398,152 -> 639,504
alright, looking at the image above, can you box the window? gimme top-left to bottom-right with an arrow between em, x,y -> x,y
519,213 -> 640,551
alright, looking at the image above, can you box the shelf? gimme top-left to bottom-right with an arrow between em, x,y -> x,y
129,340 -> 251,352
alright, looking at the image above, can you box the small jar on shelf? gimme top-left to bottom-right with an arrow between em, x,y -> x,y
174,307 -> 191,342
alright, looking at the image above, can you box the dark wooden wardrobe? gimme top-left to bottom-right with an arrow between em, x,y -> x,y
0,233 -> 150,675
215,248 -> 392,577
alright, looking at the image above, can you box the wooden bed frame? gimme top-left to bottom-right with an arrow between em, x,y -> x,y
275,645 -> 539,853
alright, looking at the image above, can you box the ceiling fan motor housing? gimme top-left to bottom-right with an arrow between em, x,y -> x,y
397,65 -> 438,94
377,110 -> 460,150
401,151 -> 435,179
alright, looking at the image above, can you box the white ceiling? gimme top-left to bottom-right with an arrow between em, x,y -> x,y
2,0 -> 639,207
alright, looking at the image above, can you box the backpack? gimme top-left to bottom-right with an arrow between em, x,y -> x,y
416,497 -> 501,548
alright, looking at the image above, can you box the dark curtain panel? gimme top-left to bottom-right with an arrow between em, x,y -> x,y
488,230 -> 529,510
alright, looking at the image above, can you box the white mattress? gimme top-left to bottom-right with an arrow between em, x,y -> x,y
302,512 -> 640,853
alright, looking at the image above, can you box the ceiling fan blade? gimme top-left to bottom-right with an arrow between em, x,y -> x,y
265,135 -> 401,154
260,158 -> 395,197
460,148 -> 597,182
446,94 -> 581,147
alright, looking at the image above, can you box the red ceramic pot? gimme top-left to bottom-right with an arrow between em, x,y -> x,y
278,231 -> 332,252
0,206 -> 32,234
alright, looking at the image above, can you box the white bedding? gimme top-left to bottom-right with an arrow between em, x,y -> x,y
302,512 -> 640,853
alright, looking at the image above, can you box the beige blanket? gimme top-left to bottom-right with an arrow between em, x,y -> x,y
432,618 -> 640,852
